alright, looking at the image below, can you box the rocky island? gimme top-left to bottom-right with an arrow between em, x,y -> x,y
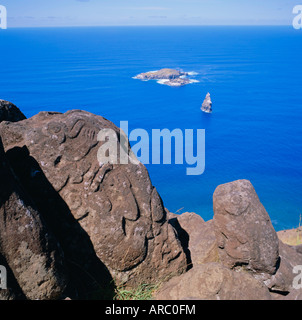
133,68 -> 198,87
201,92 -> 212,113
0,99 -> 301,301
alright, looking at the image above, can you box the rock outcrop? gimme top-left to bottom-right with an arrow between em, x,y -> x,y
0,137 -> 67,300
265,240 -> 302,294
0,100 -> 26,123
0,100 -> 301,300
0,109 -> 187,292
213,179 -> 280,275
201,93 -> 212,113
157,180 -> 302,300
156,262 -> 272,300
212,180 -> 302,295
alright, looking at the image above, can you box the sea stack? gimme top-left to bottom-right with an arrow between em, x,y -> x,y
201,93 -> 212,113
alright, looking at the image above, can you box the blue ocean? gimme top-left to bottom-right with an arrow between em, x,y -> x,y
1,26 -> 301,231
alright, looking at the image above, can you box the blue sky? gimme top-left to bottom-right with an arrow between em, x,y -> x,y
1,0 -> 298,27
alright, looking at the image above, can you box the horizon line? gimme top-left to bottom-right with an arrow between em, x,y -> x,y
5,24 -> 294,29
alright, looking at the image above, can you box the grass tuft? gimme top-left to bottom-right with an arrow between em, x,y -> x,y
114,282 -> 161,301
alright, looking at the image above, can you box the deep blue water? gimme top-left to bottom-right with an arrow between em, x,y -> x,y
1,26 -> 301,231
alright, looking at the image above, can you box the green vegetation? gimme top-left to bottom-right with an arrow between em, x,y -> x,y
114,282 -> 161,301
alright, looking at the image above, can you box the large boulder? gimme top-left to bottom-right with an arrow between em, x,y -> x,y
155,262 -> 272,300
213,179 -> 280,275
0,110 -> 187,286
0,100 -> 26,123
159,180 -> 302,301
213,179 -> 302,298
0,138 -> 67,300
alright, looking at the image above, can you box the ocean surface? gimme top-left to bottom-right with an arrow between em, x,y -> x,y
1,26 -> 301,231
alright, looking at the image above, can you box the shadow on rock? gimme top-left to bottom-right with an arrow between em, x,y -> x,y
168,217 -> 193,271
5,146 -> 115,300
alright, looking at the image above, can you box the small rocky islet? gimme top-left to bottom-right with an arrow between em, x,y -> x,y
134,68 -> 213,113
133,68 -> 199,87
201,92 -> 213,113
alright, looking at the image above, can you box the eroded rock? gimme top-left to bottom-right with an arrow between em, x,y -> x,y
263,240 -> 302,294
213,179 -> 279,275
155,262 -> 272,300
0,138 -> 67,300
0,100 -> 26,123
0,110 -> 187,287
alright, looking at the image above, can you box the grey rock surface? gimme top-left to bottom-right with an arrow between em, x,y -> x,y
213,179 -> 280,275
